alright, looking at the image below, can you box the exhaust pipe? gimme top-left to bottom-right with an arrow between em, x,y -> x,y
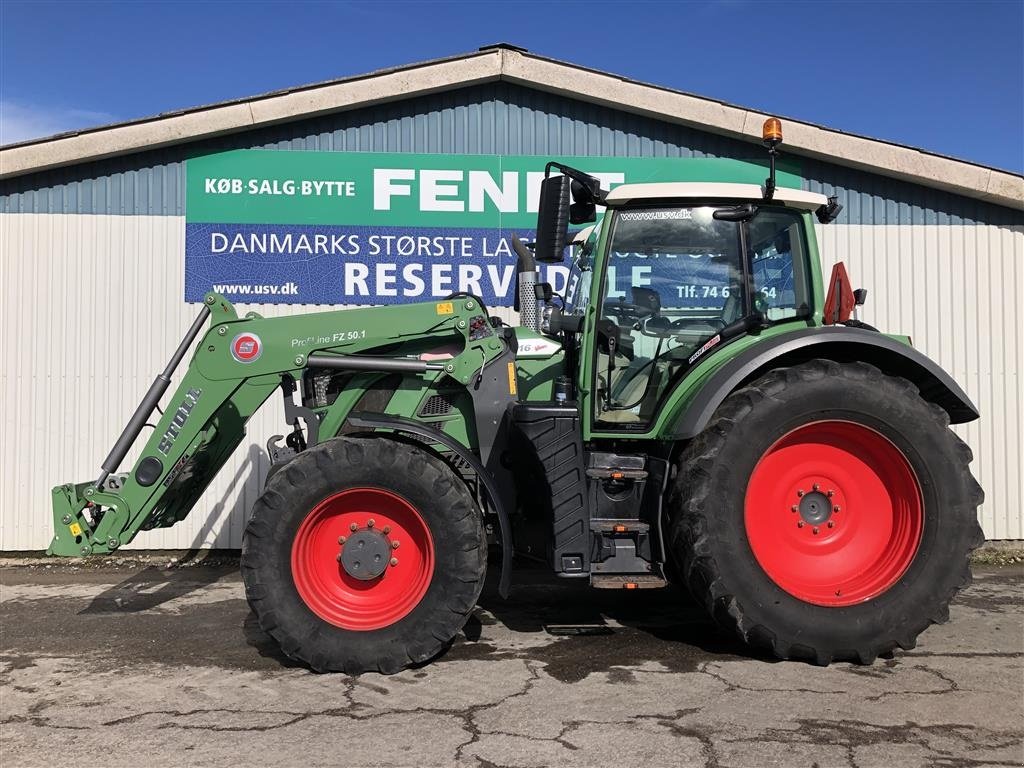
512,235 -> 542,332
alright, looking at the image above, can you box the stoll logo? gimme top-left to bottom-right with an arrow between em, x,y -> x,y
231,332 -> 263,363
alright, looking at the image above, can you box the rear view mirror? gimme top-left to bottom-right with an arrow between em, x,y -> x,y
569,181 -> 597,224
534,175 -> 571,263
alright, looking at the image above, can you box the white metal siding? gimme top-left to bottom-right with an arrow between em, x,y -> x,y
0,213 -> 1021,550
817,223 -> 1023,539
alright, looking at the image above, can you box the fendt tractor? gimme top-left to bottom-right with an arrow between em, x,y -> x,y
50,120 -> 983,673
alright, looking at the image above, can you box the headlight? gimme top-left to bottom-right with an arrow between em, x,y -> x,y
540,305 -> 556,334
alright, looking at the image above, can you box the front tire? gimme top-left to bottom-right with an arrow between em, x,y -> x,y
242,436 -> 487,674
669,359 -> 984,665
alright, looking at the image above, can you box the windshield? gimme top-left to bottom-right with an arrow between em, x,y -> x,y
594,205 -> 809,429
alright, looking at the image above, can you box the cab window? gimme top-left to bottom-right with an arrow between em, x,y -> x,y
592,205 -> 809,430
749,209 -> 810,321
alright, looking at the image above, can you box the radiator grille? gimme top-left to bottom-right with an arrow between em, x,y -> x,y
419,393 -> 455,417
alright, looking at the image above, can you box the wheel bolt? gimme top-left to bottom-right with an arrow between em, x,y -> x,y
796,489 -> 804,497
827,521 -> 835,528
382,526 -> 391,535
827,490 -> 834,498
833,505 -> 841,513
790,505 -> 798,513
367,519 -> 375,528
812,483 -> 820,492
835,589 -> 842,597
350,523 -> 358,531
812,526 -> 819,535
391,540 -> 400,549
338,536 -> 347,544
336,553 -> 343,562
797,521 -> 805,528
389,557 -> 398,567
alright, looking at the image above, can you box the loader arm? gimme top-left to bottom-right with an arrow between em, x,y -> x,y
49,292 -> 508,556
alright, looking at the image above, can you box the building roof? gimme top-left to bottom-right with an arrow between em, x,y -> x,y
1,44 -> 1021,208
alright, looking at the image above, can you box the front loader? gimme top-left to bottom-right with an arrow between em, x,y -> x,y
50,120 -> 984,673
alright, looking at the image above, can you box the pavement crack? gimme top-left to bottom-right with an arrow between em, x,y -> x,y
101,707 -> 312,732
865,663 -> 960,701
452,659 -> 545,764
698,662 -> 833,696
0,714 -> 90,731
744,718 -> 1024,764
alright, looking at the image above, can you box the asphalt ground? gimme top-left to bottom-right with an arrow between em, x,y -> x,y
1,559 -> 1021,768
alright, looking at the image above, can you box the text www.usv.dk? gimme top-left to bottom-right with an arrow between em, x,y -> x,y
212,282 -> 299,296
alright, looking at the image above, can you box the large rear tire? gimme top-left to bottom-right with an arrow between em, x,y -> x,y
242,436 -> 487,674
669,359 -> 984,665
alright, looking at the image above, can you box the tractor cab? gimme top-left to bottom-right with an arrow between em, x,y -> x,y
523,160 -> 839,437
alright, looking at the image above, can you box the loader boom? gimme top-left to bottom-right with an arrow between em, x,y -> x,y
49,292 -> 508,556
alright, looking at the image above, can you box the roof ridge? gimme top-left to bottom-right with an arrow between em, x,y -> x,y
1,47 -> 1021,207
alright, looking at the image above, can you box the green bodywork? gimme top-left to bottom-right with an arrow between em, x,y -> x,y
49,294 -> 510,556
49,197 -> 904,559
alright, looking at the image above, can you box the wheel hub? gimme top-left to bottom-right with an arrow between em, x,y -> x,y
745,421 -> 924,607
291,488 -> 434,631
798,490 -> 833,525
339,528 -> 391,580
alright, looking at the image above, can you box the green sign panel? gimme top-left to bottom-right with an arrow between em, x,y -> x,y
185,150 -> 800,304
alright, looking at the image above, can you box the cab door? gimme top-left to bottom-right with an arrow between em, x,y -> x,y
582,205 -> 812,437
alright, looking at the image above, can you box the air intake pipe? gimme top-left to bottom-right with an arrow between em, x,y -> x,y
511,235 -> 542,332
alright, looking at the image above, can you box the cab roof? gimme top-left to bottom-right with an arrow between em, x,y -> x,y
604,182 -> 829,211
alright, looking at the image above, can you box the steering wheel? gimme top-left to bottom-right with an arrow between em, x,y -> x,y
604,300 -> 655,321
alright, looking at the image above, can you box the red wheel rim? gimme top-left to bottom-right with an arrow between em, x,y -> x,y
744,421 -> 923,607
291,488 -> 434,630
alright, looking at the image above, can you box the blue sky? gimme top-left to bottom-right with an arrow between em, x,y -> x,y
1,0 -> 1021,172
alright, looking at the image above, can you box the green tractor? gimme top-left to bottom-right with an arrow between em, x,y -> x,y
50,120 -> 983,673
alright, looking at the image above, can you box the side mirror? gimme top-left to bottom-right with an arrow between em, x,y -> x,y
569,181 -> 596,224
815,196 -> 844,224
853,288 -> 868,306
534,175 -> 571,263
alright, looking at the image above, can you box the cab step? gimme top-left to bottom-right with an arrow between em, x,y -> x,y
590,574 -> 668,589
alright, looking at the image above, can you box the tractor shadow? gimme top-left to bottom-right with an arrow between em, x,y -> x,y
449,560 -> 774,680
79,444 -> 265,615
241,610 -> 307,669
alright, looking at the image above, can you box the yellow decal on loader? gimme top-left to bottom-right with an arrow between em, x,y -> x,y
69,523 -> 82,537
436,302 -> 454,315
507,362 -> 518,396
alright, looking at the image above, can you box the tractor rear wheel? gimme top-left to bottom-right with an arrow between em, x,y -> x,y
242,436 -> 486,673
669,359 -> 984,665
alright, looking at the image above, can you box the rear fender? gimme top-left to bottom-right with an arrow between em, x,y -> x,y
667,326 -> 978,440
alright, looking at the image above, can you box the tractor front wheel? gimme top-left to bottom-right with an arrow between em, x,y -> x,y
242,436 -> 486,673
669,359 -> 984,665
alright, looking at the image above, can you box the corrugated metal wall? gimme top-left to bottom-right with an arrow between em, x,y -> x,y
1,81 -> 1021,549
817,223 -> 1023,540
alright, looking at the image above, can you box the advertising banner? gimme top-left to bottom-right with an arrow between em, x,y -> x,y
185,150 -> 800,306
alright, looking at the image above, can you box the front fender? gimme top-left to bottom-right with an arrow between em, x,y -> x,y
668,326 -> 979,440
